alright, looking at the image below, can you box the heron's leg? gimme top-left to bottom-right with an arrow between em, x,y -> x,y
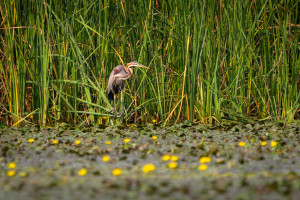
120,90 -> 124,120
113,94 -> 117,114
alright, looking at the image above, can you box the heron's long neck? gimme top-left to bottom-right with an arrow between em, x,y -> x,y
125,67 -> 133,75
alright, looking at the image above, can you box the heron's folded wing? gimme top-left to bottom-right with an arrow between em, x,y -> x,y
107,71 -> 116,93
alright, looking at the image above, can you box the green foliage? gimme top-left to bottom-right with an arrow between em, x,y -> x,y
0,0 -> 299,126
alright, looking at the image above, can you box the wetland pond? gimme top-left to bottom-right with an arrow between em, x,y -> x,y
0,122 -> 299,200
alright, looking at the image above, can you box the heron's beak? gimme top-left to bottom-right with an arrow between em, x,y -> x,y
127,61 -> 149,69
137,64 -> 148,69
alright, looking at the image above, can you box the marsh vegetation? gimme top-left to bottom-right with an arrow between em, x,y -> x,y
0,0 -> 299,126
1,122 -> 300,199
0,1 -> 299,199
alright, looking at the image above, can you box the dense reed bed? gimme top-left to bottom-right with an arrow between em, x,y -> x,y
0,0 -> 299,126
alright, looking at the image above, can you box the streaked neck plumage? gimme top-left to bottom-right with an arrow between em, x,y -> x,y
124,65 -> 133,75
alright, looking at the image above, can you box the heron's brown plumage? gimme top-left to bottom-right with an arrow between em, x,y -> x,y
107,65 -> 132,100
106,61 -> 147,117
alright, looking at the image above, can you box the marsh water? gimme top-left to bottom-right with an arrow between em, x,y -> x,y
0,122 -> 299,200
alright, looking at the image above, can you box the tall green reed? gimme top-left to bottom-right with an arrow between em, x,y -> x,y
0,0 -> 298,126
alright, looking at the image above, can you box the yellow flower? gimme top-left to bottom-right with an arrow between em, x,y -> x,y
238,141 -> 246,147
271,141 -> 277,147
162,155 -> 171,162
28,138 -> 35,143
152,136 -> 157,140
198,164 -> 208,171
105,141 -> 111,145
98,116 -> 108,125
7,170 -> 15,177
78,168 -> 87,176
8,162 -> 16,169
102,116 -> 108,120
112,168 -> 122,176
52,140 -> 59,144
61,176 -> 67,183
102,155 -> 110,162
261,141 -> 267,146
168,162 -> 178,169
152,119 -> 157,123
124,138 -> 130,143
171,155 -> 178,162
199,156 -> 211,163
142,163 -> 156,173
74,140 -> 81,145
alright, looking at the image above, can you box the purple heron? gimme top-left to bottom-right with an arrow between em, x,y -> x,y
107,61 -> 148,117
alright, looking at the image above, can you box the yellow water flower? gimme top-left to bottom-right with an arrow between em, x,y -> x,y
98,116 -> 108,125
7,170 -> 15,177
261,141 -> 267,146
52,140 -> 59,144
102,155 -> 110,162
152,136 -> 157,140
271,141 -> 277,147
8,162 -> 16,169
171,155 -> 178,162
74,140 -> 81,145
162,155 -> 171,162
28,138 -> 35,143
168,162 -> 178,169
112,168 -> 122,176
78,168 -> 87,176
199,156 -> 211,163
61,176 -> 67,183
198,164 -> 208,171
105,141 -> 111,145
238,141 -> 246,147
142,163 -> 156,173
124,138 -> 130,143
